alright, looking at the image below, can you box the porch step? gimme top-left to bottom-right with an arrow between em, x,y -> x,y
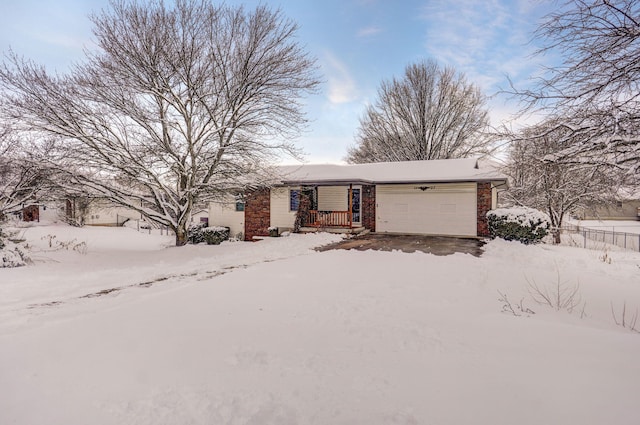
299,226 -> 367,235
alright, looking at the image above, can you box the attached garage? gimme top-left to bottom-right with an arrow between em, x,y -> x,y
376,183 -> 477,237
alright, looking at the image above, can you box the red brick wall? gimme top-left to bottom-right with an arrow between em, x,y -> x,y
244,188 -> 271,241
23,205 -> 39,222
477,182 -> 492,237
362,185 -> 376,231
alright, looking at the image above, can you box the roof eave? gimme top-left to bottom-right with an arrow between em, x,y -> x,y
278,177 -> 508,186
279,179 -> 374,186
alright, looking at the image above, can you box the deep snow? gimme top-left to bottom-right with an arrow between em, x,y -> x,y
1,222 -> 639,425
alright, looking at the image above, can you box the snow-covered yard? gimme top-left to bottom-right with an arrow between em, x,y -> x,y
1,223 -> 640,425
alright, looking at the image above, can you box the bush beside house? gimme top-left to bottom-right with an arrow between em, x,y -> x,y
487,207 -> 550,244
187,223 -> 230,245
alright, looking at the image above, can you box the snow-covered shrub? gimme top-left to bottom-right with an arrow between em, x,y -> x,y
202,226 -> 229,245
188,223 -> 229,245
487,207 -> 550,244
0,227 -> 31,268
187,223 -> 207,244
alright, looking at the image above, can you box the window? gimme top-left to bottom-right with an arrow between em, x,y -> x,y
290,189 -> 300,211
235,197 -> 245,212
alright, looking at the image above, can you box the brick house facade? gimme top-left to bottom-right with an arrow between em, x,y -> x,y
210,159 -> 506,240
244,188 -> 271,241
362,185 -> 376,232
22,205 -> 40,222
476,182 -> 492,237
241,182 -> 497,239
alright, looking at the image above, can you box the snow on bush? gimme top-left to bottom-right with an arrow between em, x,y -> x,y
487,207 -> 550,245
0,227 -> 31,268
187,223 -> 230,245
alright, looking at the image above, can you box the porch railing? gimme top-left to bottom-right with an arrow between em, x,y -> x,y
307,210 -> 353,228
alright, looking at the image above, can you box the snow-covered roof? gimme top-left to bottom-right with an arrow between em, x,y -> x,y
278,158 -> 507,185
617,186 -> 640,201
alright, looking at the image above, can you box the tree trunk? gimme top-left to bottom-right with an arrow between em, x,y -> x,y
175,225 -> 188,246
293,192 -> 311,233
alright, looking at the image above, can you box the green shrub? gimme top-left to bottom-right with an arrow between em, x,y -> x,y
202,226 -> 230,245
487,207 -> 550,244
188,223 -> 229,245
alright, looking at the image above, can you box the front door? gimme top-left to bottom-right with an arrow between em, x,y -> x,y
349,188 -> 361,225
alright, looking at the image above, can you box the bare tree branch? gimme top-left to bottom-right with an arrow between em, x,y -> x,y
0,125 -> 53,219
511,0 -> 640,173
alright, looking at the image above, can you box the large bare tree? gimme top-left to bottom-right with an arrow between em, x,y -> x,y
515,0 -> 640,173
504,119 -> 617,243
347,60 -> 493,163
0,125 -> 46,220
0,0 -> 319,245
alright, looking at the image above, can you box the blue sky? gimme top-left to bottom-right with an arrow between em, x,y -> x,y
0,0 -> 555,163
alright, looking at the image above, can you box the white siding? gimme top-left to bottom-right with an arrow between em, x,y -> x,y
38,201 -> 66,222
270,186 -> 298,230
376,183 -> 477,237
190,210 -> 209,225
208,197 -> 245,239
492,186 -> 498,209
84,200 -> 140,226
318,186 -> 348,211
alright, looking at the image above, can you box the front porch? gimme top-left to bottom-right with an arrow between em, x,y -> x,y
299,210 -> 367,234
299,225 -> 367,235
305,210 -> 355,228
294,185 -> 368,231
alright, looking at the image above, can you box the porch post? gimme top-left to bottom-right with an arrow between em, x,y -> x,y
348,184 -> 353,228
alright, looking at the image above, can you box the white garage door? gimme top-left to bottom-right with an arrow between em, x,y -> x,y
376,183 -> 477,237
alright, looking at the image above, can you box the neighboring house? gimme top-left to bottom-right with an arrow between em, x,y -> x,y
190,208 -> 209,226
208,195 -> 246,239
209,158 -> 507,241
578,199 -> 640,221
577,186 -> 640,221
81,200 -> 210,227
19,201 -> 67,222
21,204 -> 40,222
81,199 -> 140,226
17,198 -> 144,226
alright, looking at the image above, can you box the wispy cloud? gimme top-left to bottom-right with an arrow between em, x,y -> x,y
33,32 -> 90,51
323,51 -> 359,104
419,0 -> 550,94
416,0 -> 555,127
357,25 -> 383,38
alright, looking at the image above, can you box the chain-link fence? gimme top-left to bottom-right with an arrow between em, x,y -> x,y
561,223 -> 640,252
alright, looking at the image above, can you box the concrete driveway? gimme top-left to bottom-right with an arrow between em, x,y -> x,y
317,233 -> 485,257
